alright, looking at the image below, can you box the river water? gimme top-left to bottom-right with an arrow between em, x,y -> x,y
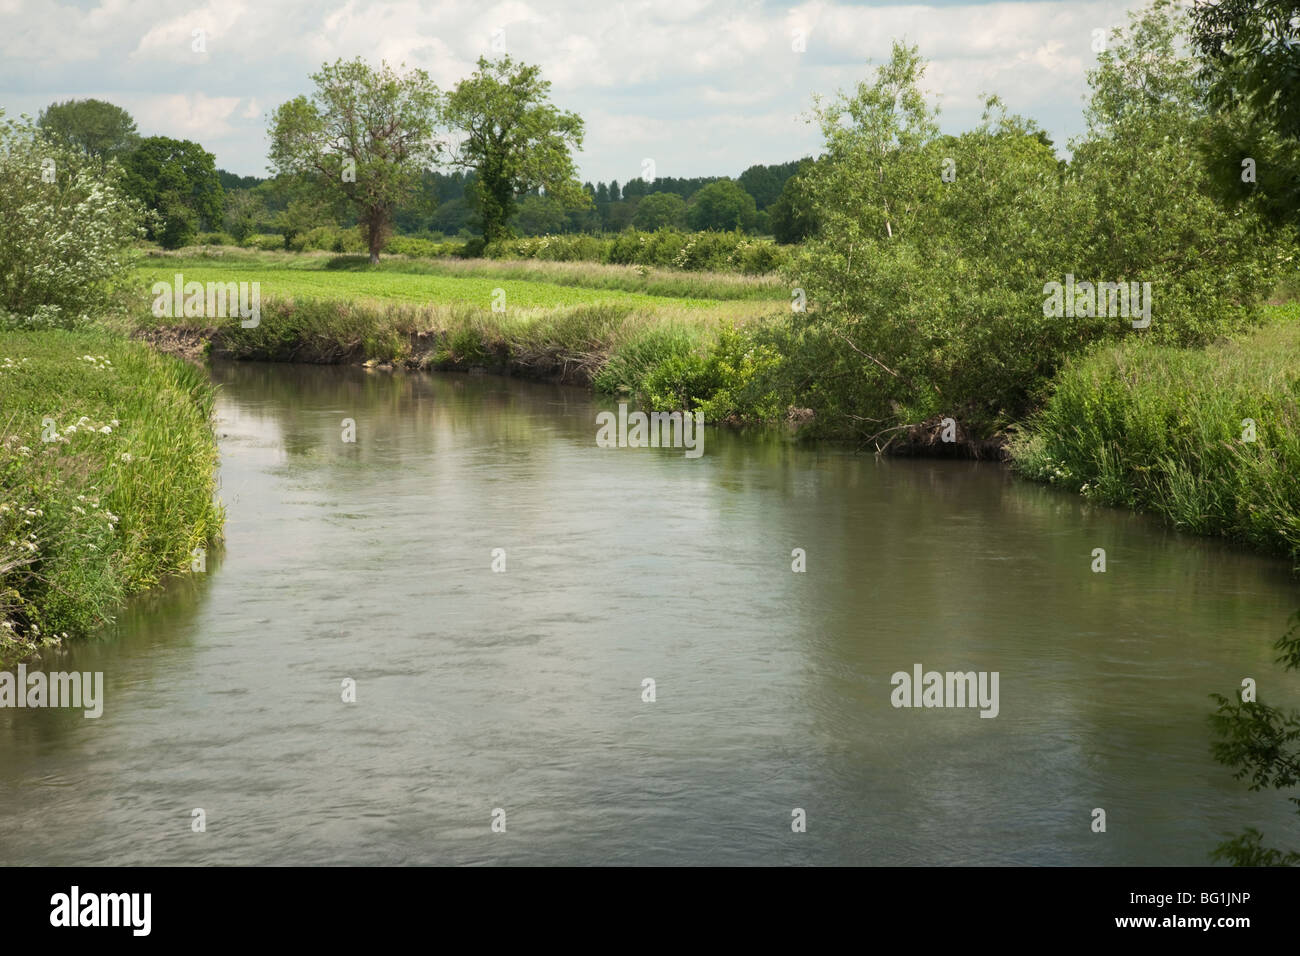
2,361 -> 1297,865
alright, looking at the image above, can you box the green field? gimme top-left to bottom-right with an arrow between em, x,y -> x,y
132,251 -> 785,317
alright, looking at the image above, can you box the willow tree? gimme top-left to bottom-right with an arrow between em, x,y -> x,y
269,58 -> 440,263
441,56 -> 588,244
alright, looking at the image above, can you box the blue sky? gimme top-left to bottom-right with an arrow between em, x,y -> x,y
0,0 -> 1155,181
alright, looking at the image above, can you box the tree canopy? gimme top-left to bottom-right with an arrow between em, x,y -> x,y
441,55 -> 588,243
37,98 -> 139,160
269,58 -> 442,262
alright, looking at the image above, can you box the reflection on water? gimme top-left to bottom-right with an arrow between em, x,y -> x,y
1,361 -> 1296,865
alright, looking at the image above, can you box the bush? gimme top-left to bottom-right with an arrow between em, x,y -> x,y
0,114 -> 145,325
195,231 -> 237,246
383,235 -> 464,258
241,233 -> 285,252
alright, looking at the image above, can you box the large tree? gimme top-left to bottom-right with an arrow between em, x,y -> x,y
269,58 -> 441,263
441,56 -> 588,244
120,136 -> 223,249
37,98 -> 139,160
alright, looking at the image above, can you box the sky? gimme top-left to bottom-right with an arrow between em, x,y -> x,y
0,0 -> 1158,183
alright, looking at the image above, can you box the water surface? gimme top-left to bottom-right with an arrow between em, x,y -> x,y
2,362 -> 1296,865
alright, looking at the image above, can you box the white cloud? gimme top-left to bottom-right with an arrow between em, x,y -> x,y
0,0 -> 1150,178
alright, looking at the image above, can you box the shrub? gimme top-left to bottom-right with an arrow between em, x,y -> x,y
0,114 -> 145,325
241,233 -> 285,252
383,235 -> 464,258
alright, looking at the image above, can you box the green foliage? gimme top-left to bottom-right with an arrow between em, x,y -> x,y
782,5 -> 1286,442
380,235 -> 464,258
0,114 -> 145,325
121,136 -> 223,248
687,178 -> 757,231
769,160 -> 819,243
1010,310 -> 1300,565
632,191 -> 687,230
269,58 -> 441,262
1208,609 -> 1300,866
512,193 -> 571,235
36,98 -> 138,160
642,323 -> 788,422
483,229 -> 789,274
441,55 -> 588,243
0,330 -> 222,650
592,325 -> 700,395
241,233 -> 286,252
1191,0 -> 1300,141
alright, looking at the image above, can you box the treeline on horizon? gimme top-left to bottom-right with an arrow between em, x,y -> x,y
29,93 -> 817,249
215,157 -> 814,242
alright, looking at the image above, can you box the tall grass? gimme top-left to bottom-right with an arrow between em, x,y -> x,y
1011,305 -> 1300,567
0,329 -> 222,654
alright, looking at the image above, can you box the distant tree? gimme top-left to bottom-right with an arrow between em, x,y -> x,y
621,178 -> 649,199
1210,610 -> 1300,865
595,182 -> 609,203
217,169 -> 266,190
441,55 -> 588,244
270,58 -> 441,263
608,179 -> 621,202
769,160 -> 820,243
632,191 -> 687,230
432,197 -> 472,234
120,136 -> 223,249
738,164 -> 778,209
223,190 -> 264,243
687,178 -> 757,231
513,193 -> 570,234
37,99 -> 138,160
604,200 -> 634,232
277,196 -> 332,249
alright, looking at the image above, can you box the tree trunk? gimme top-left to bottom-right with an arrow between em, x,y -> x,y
368,224 -> 381,265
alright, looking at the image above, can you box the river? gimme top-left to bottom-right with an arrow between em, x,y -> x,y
1,361 -> 1296,865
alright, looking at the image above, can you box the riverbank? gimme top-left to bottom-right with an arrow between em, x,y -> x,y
0,329 -> 223,658
125,246 -> 1300,567
1011,303 -> 1300,570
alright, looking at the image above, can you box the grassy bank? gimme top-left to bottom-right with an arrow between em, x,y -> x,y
128,248 -> 786,392
0,329 -> 223,657
1011,304 -> 1300,568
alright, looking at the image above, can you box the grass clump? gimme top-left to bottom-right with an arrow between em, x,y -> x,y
1011,306 -> 1300,567
0,329 -> 223,654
